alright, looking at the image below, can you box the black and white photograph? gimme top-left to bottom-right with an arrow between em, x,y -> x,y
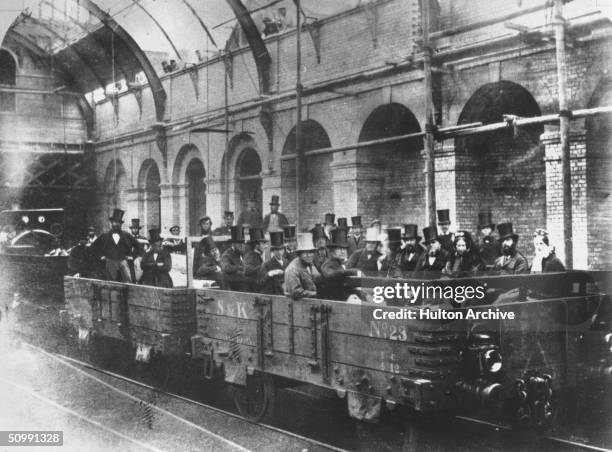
0,0 -> 611,450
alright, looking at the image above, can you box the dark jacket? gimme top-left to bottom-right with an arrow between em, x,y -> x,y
414,249 -> 450,276
212,225 -> 232,236
379,249 -> 404,278
438,233 -> 455,254
346,248 -> 381,274
140,249 -> 173,288
478,236 -> 501,268
312,248 -> 329,274
284,257 -> 321,299
221,246 -> 246,291
491,251 -> 529,275
321,257 -> 359,301
443,251 -> 483,276
192,236 -> 216,277
263,212 -> 289,232
195,255 -> 223,287
399,245 -> 425,273
243,247 -> 264,292
237,209 -> 263,228
347,235 -> 365,256
259,256 -> 287,295
92,230 -> 137,261
68,243 -> 92,277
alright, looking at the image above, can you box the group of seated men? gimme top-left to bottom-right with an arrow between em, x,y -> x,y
190,196 -> 565,301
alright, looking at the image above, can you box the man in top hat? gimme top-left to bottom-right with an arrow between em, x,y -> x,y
237,195 -> 263,229
436,209 -> 454,254
243,227 -> 267,292
193,216 -> 218,277
92,209 -> 138,282
347,216 -> 365,256
311,224 -> 328,274
221,226 -> 247,291
263,195 -> 289,233
284,232 -> 322,299
414,226 -> 450,275
260,230 -> 287,295
321,228 -> 363,301
323,213 -> 336,240
128,218 -> 149,282
377,228 -> 404,277
140,228 -> 173,288
491,223 -> 528,275
399,224 -> 425,273
213,211 -> 234,236
477,211 -> 501,270
346,227 -> 381,275
283,224 -> 298,262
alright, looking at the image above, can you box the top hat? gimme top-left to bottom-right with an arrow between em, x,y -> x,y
328,228 -> 349,248
324,213 -> 335,225
351,216 -> 363,228
283,224 -> 297,240
402,224 -> 420,240
422,226 -> 439,243
295,233 -> 316,252
437,209 -> 451,225
337,218 -> 348,230
229,225 -> 245,243
109,209 -> 125,223
270,195 -> 280,206
497,222 -> 518,242
478,211 -> 495,230
130,218 -> 141,229
224,211 -> 234,218
365,227 -> 380,242
310,224 -> 327,243
248,227 -> 267,243
148,228 -> 162,243
386,228 -> 403,244
269,231 -> 285,249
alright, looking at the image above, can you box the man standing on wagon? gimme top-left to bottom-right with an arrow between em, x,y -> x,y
92,209 -> 137,283
321,228 -> 363,301
221,226 -> 247,291
243,227 -> 267,292
263,195 -> 289,233
259,230 -> 287,295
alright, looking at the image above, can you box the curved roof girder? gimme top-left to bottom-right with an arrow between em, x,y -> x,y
79,0 -> 167,121
226,0 -> 272,94
4,30 -> 95,138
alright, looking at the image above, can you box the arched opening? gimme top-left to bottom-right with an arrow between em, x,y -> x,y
456,81 -> 543,245
281,120 -> 332,228
104,160 -> 128,214
0,49 -> 16,112
236,147 -> 262,217
141,160 -> 161,232
358,103 -> 423,225
186,158 -> 206,235
586,78 -> 612,269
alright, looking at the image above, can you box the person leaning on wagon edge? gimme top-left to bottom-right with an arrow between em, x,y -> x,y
140,228 -> 173,288
92,209 -> 137,283
284,233 -> 322,299
221,226 -> 247,291
321,228 -> 363,301
490,222 -> 528,275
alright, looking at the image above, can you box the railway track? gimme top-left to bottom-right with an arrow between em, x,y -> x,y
2,340 -> 346,452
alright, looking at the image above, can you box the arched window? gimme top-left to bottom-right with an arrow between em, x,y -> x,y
0,49 -> 16,111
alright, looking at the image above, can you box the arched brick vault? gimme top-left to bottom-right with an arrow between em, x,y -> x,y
357,103 -> 424,226
220,133 -> 265,213
281,120 -> 332,228
586,77 -> 612,269
455,81 -> 543,255
172,144 -> 205,186
137,159 -> 161,233
171,144 -> 207,235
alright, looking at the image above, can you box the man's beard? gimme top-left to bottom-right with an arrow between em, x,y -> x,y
502,244 -> 516,255
428,248 -> 439,257
405,245 -> 415,254
112,225 -> 121,232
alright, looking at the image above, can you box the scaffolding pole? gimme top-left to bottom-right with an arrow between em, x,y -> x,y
295,0 -> 303,229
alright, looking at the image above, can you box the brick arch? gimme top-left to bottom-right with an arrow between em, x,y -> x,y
455,81 -> 544,254
357,103 -> 424,226
281,120 -> 332,228
137,159 -> 161,232
585,77 -> 612,269
171,144 -> 204,186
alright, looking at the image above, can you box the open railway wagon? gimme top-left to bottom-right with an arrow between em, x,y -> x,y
62,271 -> 612,429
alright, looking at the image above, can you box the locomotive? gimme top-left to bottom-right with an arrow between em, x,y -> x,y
60,269 -> 612,428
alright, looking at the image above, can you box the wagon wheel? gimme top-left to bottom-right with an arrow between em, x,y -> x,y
231,373 -> 276,422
